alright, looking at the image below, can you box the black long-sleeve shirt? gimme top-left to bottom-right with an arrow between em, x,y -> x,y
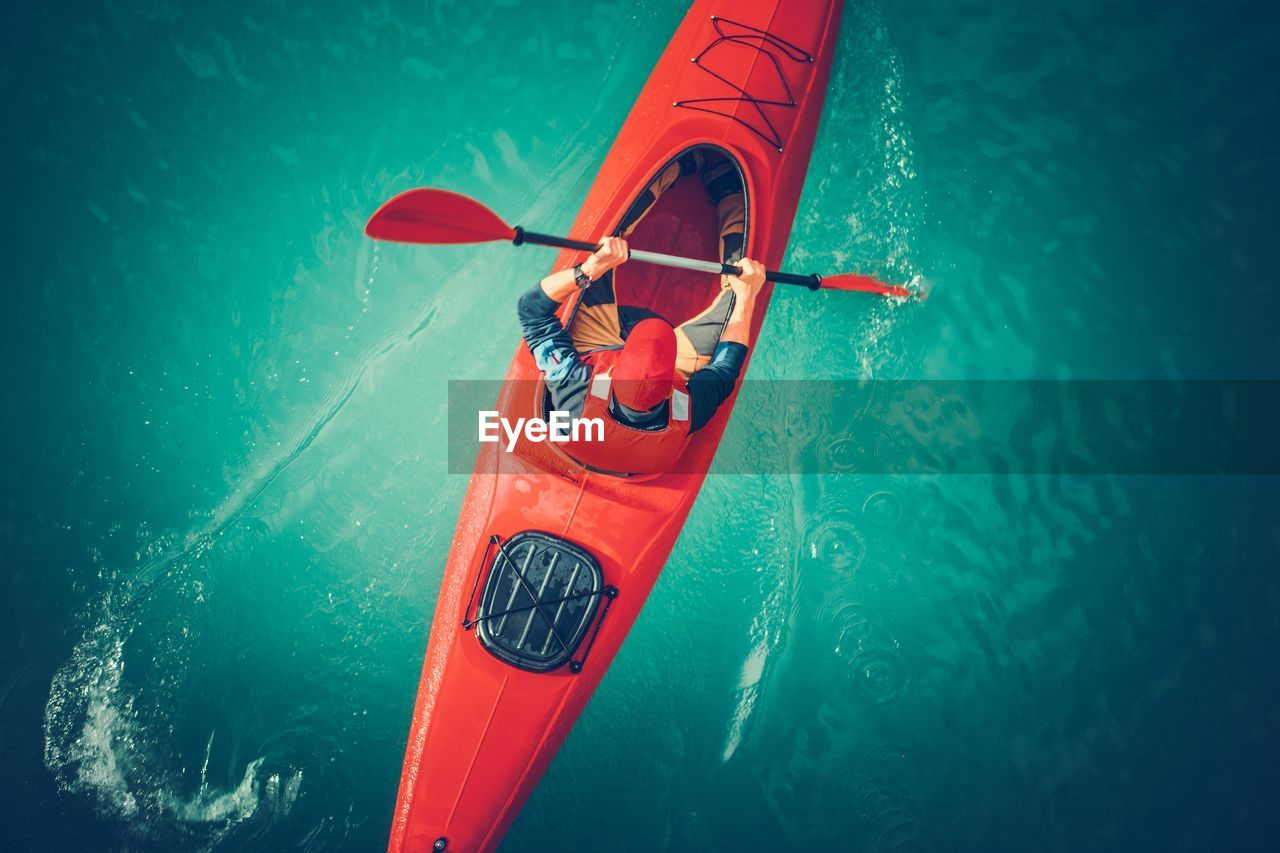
517,284 -> 745,433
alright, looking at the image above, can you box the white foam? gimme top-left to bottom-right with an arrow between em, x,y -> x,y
43,605 -> 275,844
721,636 -> 769,762
44,627 -> 140,817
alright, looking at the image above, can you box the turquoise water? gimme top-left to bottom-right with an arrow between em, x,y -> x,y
3,0 -> 1278,851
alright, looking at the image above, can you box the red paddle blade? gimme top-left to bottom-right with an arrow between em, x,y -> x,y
822,273 -> 913,298
365,188 -> 516,245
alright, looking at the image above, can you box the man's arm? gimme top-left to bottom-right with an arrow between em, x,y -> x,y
686,258 -> 767,432
687,341 -> 747,432
518,236 -> 630,354
517,237 -> 630,412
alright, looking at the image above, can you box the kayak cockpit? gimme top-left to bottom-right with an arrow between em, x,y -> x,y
567,143 -> 749,378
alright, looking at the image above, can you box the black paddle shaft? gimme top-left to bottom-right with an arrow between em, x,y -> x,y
512,227 -> 822,290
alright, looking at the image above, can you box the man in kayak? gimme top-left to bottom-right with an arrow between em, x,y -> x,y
516,151 -> 764,473
517,243 -> 764,473
517,241 -> 765,432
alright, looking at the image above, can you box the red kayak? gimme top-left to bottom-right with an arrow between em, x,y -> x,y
388,0 -> 845,849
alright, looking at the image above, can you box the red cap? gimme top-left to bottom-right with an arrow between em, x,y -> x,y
612,319 -> 677,411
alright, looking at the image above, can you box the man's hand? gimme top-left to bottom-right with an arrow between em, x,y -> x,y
538,236 -> 628,304
718,258 -> 767,347
581,236 -> 629,280
726,257 -> 767,301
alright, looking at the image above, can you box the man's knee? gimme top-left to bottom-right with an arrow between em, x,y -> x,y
703,160 -> 743,204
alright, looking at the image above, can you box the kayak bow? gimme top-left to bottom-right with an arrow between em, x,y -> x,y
387,1 -> 845,850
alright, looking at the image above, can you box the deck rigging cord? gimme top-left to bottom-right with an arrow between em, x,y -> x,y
462,535 -> 618,673
675,16 -> 814,152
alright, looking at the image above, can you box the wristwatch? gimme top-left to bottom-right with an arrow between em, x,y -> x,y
573,263 -> 593,289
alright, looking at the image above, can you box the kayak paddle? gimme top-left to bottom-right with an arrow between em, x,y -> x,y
365,188 -> 913,299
